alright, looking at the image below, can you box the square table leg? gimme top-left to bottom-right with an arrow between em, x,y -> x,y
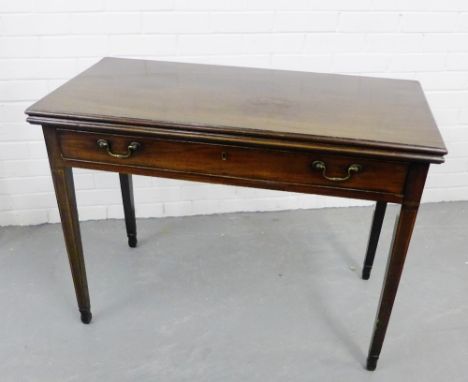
49,166 -> 92,324
366,163 -> 428,370
44,126 -> 92,324
119,173 -> 137,248
362,201 -> 387,280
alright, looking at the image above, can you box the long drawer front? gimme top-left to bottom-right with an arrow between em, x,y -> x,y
57,129 -> 408,195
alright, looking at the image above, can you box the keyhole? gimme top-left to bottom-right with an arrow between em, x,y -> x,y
221,151 -> 228,161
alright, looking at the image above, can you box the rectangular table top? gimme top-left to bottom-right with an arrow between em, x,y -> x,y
26,57 -> 446,162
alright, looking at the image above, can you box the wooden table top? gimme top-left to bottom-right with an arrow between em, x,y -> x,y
26,57 -> 446,161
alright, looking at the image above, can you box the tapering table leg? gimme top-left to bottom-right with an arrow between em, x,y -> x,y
50,166 -> 92,324
119,173 -> 137,248
366,163 -> 428,370
362,201 -> 387,280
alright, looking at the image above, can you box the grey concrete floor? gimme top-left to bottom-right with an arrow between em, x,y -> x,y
0,201 -> 467,381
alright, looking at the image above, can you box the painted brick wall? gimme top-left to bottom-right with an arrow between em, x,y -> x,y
1,0 -> 467,226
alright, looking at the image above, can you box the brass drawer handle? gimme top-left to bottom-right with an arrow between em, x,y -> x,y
97,139 -> 140,159
312,160 -> 362,182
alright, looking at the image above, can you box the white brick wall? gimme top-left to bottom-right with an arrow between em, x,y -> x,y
1,1 -> 467,226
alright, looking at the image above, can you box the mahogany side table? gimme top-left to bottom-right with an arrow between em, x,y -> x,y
25,57 -> 447,370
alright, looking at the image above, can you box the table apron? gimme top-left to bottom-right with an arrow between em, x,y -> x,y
53,128 -> 408,204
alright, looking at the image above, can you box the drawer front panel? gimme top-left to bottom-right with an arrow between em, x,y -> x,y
58,129 -> 408,195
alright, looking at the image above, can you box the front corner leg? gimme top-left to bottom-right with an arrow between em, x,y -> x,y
366,202 -> 420,370
50,166 -> 92,324
366,163 -> 428,370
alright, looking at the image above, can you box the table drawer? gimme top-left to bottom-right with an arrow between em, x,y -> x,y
57,129 -> 408,195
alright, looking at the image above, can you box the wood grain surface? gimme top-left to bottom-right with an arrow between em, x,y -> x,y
26,57 -> 446,161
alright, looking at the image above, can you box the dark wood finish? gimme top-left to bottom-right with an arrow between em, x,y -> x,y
57,129 -> 409,196
60,153 -> 404,204
362,201 -> 387,280
25,58 -> 447,370
42,126 -> 91,324
26,57 -> 446,162
366,162 -> 429,370
119,173 -> 137,248
29,115 -> 445,163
